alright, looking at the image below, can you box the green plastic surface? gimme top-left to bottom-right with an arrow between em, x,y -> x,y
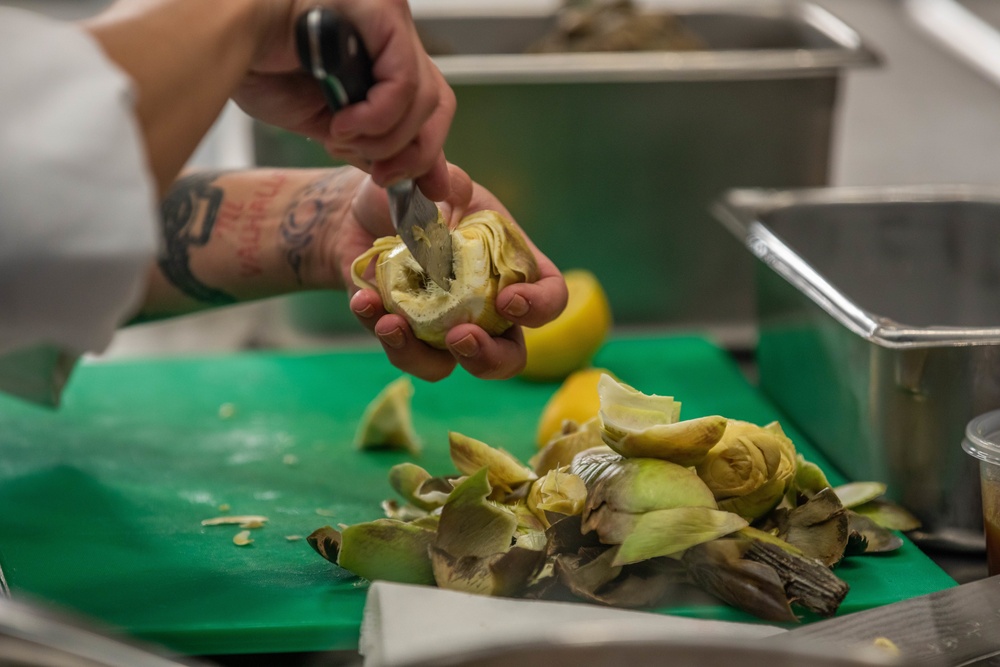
0,335 -> 955,656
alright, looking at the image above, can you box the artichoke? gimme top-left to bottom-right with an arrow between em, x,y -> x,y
695,420 -> 797,522
350,210 -> 540,349
526,469 -> 588,528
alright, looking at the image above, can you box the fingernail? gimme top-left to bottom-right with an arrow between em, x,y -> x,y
377,327 -> 405,349
450,334 -> 480,358
354,303 -> 375,319
503,294 -> 529,318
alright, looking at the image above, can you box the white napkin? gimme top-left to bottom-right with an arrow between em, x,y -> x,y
359,582 -> 786,667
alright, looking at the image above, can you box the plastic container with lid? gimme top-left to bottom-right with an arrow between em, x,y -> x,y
963,409 -> 1000,575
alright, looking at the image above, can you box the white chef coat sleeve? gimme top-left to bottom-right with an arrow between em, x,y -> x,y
0,8 -> 159,404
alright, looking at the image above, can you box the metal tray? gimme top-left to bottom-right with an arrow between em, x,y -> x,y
714,185 -> 1000,551
388,636 -> 895,667
253,0 -> 878,337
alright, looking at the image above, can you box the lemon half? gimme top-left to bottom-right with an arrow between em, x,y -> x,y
521,269 -> 612,382
535,367 -> 614,447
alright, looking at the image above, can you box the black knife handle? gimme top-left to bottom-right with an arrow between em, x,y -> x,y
294,7 -> 375,113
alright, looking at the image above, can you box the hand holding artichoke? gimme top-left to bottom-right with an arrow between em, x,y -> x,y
351,209 -> 540,349
346,166 -> 568,381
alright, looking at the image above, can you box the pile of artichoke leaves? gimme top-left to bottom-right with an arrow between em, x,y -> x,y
309,375 -> 919,622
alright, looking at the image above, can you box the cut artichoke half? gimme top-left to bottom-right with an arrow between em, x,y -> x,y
353,376 -> 421,454
351,210 -> 540,349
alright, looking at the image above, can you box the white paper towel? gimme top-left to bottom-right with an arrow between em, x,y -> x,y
359,582 -> 786,667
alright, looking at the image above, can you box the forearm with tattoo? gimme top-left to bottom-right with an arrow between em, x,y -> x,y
137,168 -> 359,320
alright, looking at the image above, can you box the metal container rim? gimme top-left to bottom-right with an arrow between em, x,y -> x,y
712,184 -> 1000,349
425,1 -> 879,84
964,409 -> 1000,466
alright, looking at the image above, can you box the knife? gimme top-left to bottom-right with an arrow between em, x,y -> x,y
295,6 -> 454,289
770,575 -> 1000,666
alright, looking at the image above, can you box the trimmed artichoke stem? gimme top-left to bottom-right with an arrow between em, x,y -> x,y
745,541 -> 849,617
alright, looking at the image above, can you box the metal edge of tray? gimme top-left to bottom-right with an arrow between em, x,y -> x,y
392,635 -> 897,667
428,1 -> 880,85
905,0 -> 1000,90
711,184 -> 1000,348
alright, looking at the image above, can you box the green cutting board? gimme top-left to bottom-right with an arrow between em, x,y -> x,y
0,335 -> 955,656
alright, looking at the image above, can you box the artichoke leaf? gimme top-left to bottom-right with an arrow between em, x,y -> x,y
853,499 -> 922,532
544,514 -> 604,558
514,529 -> 549,552
771,488 -> 849,567
381,498 -> 429,521
449,432 -> 536,497
596,374 -> 681,440
554,546 -> 623,601
307,520 -> 436,586
530,418 -> 608,476
717,476 -> 788,521
790,454 -> 831,498
568,449 -> 625,488
307,525 -> 342,564
349,236 -> 400,293
605,416 -> 728,466
352,376 -> 421,454
846,511 -> 904,554
388,462 -> 454,511
575,453 -> 718,516
511,500 -> 547,534
430,545 -> 545,597
556,547 -> 685,608
612,506 -> 749,566
435,467 -> 518,559
526,469 -> 588,527
834,481 -> 888,509
736,526 -> 806,557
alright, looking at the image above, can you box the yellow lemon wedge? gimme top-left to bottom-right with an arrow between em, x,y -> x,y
536,367 -> 614,448
521,269 -> 612,382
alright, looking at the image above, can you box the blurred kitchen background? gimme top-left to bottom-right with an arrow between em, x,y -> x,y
8,0 -> 1000,360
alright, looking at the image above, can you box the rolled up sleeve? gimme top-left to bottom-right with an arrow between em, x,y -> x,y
0,8 -> 159,403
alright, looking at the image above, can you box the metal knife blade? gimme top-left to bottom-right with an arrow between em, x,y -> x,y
295,6 -> 453,288
387,180 -> 453,289
770,575 -> 1000,666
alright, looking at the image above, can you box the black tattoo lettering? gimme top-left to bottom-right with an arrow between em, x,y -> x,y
159,172 -> 237,304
